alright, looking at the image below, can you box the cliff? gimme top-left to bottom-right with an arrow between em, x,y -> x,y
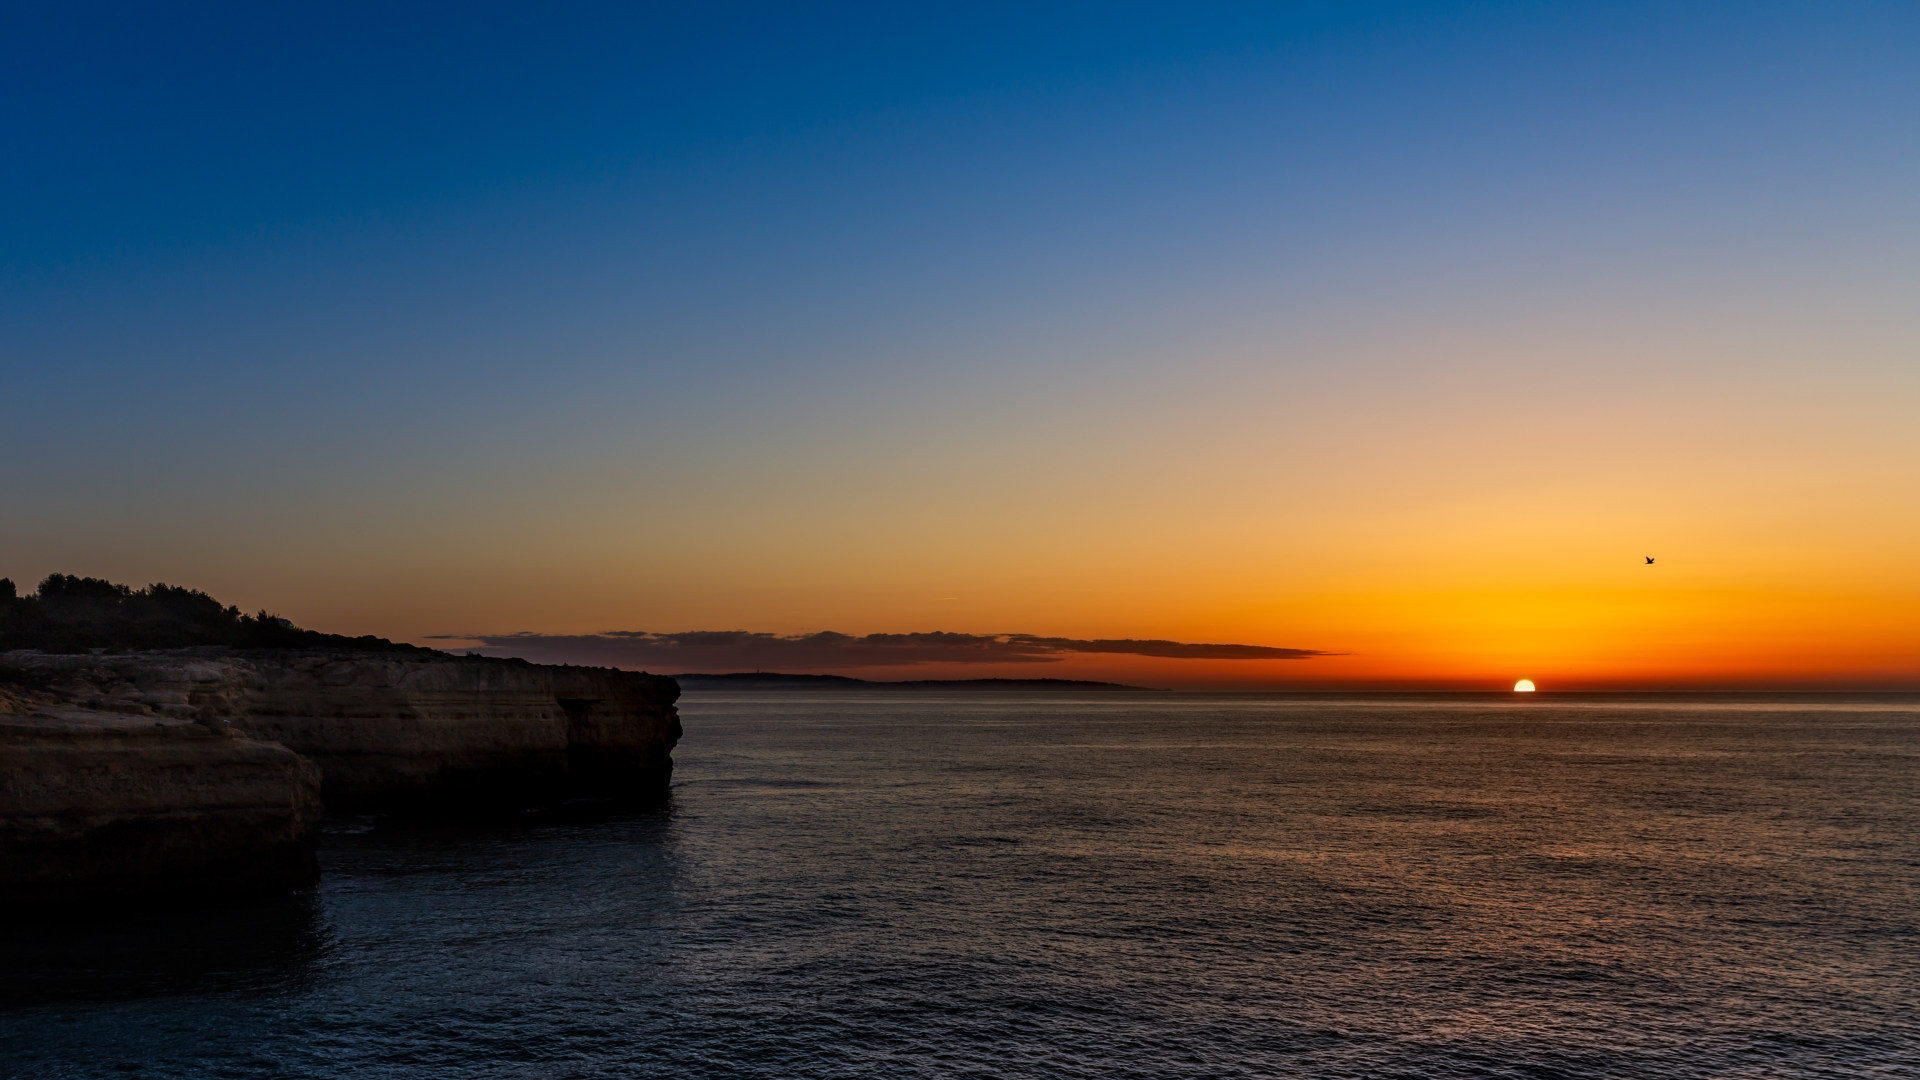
0,701 -> 321,907
0,650 -> 681,906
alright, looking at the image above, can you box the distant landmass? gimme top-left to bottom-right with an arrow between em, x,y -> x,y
673,672 -> 1161,691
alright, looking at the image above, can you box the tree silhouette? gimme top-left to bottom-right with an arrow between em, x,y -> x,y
0,574 -> 428,654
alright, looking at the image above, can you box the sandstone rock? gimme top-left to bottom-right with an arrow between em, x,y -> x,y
1,650 -> 682,810
0,650 -> 681,906
0,706 -> 321,907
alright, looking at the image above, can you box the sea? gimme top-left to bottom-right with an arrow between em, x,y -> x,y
4,691 -> 1918,1079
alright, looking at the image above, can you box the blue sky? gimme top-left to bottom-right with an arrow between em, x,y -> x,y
4,2 -> 1917,685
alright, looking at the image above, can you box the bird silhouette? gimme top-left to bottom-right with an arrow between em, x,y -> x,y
1644,556 -> 1655,564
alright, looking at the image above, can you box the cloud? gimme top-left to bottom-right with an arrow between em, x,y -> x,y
432,630 -> 1329,671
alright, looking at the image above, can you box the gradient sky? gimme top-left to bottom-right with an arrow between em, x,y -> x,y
4,2 -> 1916,688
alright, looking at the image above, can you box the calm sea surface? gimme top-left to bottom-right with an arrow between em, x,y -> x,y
5,692 -> 1919,1078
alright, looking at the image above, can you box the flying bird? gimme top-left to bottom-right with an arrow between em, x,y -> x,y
1644,556 -> 1655,564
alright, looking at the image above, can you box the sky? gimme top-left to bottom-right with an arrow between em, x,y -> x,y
3,2 -> 1916,689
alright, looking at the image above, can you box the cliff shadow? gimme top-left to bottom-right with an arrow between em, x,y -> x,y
0,892 -> 331,1008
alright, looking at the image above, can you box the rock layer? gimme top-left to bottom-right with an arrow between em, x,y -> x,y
0,650 -> 681,905
0,707 -> 321,906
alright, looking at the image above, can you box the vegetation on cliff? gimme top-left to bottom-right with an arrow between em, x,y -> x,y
0,574 -> 431,654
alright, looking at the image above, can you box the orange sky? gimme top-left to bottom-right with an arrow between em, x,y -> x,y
395,318 -> 1918,690
10,312 -> 1912,690
14,313 -> 1915,690
6,7 -> 1917,690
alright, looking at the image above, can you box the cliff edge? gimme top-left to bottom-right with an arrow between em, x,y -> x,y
0,690 -> 322,907
0,650 -> 681,907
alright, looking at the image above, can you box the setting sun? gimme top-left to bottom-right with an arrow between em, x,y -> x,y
1514,679 -> 1536,692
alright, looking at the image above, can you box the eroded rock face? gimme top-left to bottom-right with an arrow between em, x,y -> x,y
0,651 -> 681,906
2,650 -> 682,810
0,706 -> 322,907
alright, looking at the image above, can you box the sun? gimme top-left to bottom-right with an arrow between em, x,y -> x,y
1513,679 -> 1536,692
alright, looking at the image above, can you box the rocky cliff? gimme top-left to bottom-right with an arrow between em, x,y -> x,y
0,650 -> 681,906
0,700 -> 321,907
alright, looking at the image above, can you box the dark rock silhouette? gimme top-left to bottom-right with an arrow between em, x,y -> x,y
0,701 -> 321,908
0,576 -> 681,908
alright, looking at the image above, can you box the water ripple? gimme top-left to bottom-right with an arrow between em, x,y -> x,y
5,694 -> 1918,1078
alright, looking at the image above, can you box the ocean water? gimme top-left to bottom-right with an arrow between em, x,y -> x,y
4,692 -> 1918,1079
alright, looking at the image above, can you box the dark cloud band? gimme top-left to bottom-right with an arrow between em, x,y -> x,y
433,629 -> 1329,670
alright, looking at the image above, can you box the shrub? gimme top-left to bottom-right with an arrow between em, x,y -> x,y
0,574 -> 430,654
